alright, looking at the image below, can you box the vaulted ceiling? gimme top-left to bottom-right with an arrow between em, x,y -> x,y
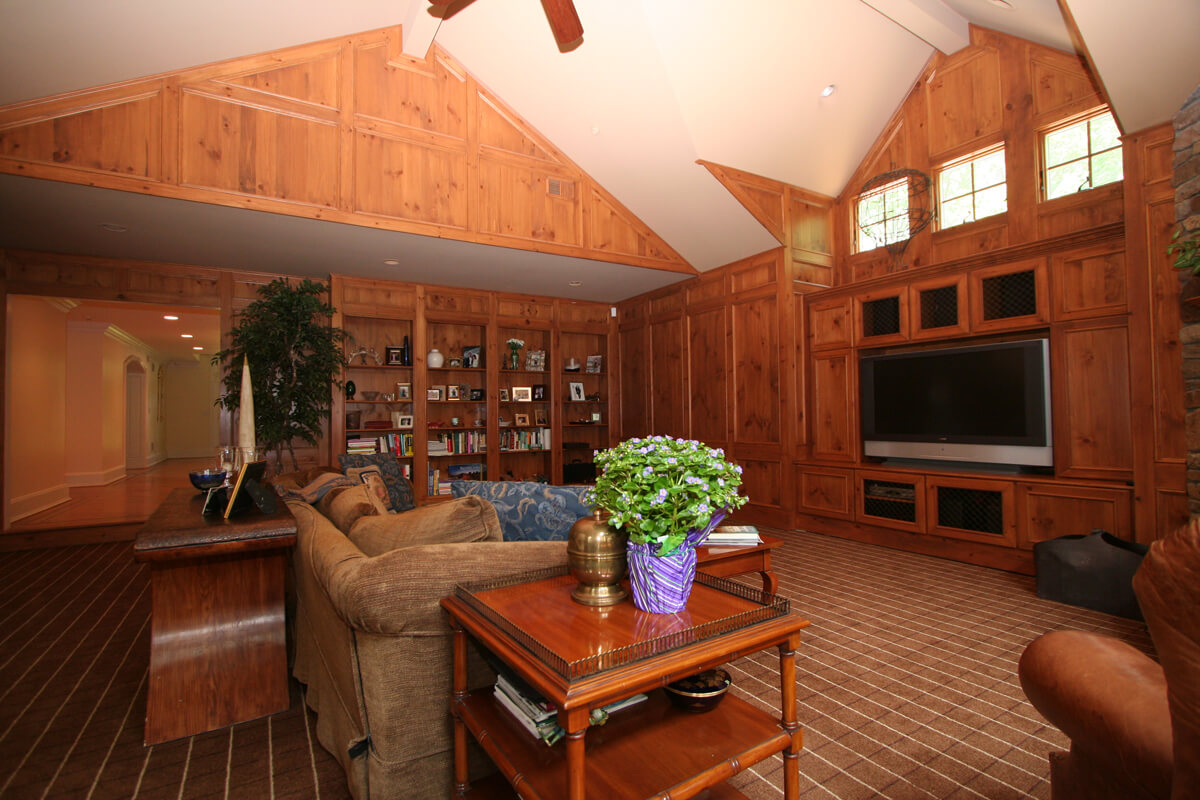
1,0 -> 1197,304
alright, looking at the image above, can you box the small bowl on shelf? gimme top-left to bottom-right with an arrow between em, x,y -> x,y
665,668 -> 731,713
188,468 -> 227,492
360,390 -> 380,401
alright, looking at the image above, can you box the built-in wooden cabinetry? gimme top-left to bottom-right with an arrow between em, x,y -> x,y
330,276 -> 615,502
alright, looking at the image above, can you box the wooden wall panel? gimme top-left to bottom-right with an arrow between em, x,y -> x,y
353,132 -> 467,226
220,54 -> 342,109
737,459 -> 781,509
180,92 -> 339,207
810,350 -> 855,461
732,297 -> 780,444
1053,320 -> 1134,480
619,325 -> 650,439
1030,50 -> 1104,125
687,307 -> 727,443
477,96 -> 556,162
925,47 -> 1003,159
1051,243 -> 1127,321
0,93 -> 161,178
649,317 -> 685,438
353,45 -> 467,137
476,158 -> 580,245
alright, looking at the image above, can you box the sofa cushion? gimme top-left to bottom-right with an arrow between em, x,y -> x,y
346,466 -> 394,514
326,485 -> 382,533
348,495 -> 502,556
449,480 -> 592,542
337,453 -> 415,512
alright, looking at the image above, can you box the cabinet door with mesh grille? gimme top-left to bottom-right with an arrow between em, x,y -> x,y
925,477 -> 1016,547
968,259 -> 1048,333
908,274 -> 969,340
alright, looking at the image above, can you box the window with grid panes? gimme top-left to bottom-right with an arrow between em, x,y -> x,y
937,148 -> 1007,229
856,178 -> 909,252
1042,110 -> 1123,200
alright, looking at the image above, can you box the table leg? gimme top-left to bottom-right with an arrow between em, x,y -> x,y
779,634 -> 801,800
760,568 -> 779,595
452,626 -> 470,798
564,708 -> 590,799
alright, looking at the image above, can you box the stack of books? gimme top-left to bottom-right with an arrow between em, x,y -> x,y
346,437 -> 379,455
492,671 -> 647,747
705,524 -> 762,546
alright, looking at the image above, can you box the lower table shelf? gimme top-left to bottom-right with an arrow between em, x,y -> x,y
458,688 -> 788,799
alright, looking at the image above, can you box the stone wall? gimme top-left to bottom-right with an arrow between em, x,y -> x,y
1175,85 -> 1200,515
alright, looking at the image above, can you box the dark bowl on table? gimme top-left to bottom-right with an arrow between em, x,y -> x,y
665,668 -> 731,713
189,469 -> 227,491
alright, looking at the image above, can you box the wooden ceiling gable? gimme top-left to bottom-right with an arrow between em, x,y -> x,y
0,25 -> 693,275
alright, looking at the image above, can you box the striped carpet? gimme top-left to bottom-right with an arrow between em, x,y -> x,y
0,529 -> 1151,799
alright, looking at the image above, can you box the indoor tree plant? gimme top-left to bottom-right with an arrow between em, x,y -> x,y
213,278 -> 346,472
587,435 -> 748,613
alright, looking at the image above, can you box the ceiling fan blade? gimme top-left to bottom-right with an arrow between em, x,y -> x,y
541,0 -> 584,49
427,0 -> 478,20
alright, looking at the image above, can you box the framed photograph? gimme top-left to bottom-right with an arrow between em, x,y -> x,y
586,354 -> 603,373
525,349 -> 546,371
447,385 -> 461,400
514,413 -> 531,426
512,386 -> 532,402
499,388 -> 510,402
569,381 -> 585,402
396,382 -> 411,400
447,357 -> 462,368
397,415 -> 413,429
469,388 -> 485,401
427,387 -> 444,401
591,412 -> 602,422
222,460 -> 268,519
535,412 -> 548,425
532,384 -> 547,401
385,346 -> 405,365
462,346 -> 482,369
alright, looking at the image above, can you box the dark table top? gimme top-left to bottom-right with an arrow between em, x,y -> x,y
134,487 -> 297,563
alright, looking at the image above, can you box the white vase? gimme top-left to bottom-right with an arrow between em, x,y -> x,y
427,348 -> 445,368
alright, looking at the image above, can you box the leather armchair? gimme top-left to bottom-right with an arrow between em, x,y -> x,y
1019,518 -> 1200,800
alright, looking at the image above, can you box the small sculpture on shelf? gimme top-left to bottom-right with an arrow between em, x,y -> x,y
347,345 -> 382,366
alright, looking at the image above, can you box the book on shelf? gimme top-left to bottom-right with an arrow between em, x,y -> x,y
492,671 -> 646,747
705,524 -> 762,545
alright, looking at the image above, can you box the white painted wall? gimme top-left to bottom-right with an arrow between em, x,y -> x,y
162,359 -> 220,459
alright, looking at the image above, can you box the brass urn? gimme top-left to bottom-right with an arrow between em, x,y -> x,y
567,510 -> 628,606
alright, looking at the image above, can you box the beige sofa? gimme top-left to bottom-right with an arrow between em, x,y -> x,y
277,469 -> 568,799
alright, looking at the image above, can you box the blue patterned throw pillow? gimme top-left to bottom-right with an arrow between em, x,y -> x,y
449,480 -> 592,541
337,453 -> 416,512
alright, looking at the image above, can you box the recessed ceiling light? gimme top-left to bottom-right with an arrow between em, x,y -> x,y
821,84 -> 837,98
568,280 -> 582,287
181,333 -> 193,339
163,314 -> 179,321
99,223 -> 127,233
987,0 -> 1013,8
383,259 -> 400,265
192,346 -> 203,351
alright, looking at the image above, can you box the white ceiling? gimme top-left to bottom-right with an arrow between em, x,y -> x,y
65,300 -> 221,364
0,0 -> 1197,308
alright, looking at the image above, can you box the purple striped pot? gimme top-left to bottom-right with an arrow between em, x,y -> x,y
626,514 -> 725,614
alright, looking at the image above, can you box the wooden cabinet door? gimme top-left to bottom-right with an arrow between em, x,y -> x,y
1050,243 -> 1128,322
908,274 -> 969,340
1016,483 -> 1133,550
925,475 -> 1016,547
796,467 -> 854,520
968,258 -> 1049,333
809,296 -> 854,351
1051,318 -> 1134,481
854,288 -> 909,346
857,470 -> 925,533
810,350 -> 857,461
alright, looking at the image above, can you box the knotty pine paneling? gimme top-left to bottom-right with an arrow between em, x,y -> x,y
180,92 -> 339,207
0,28 -> 691,275
732,296 -> 780,444
1029,49 -> 1104,126
737,458 -> 782,509
1052,320 -> 1134,480
1050,242 -> 1127,321
925,46 -> 1003,160
649,317 -> 686,438
619,325 -> 650,440
687,306 -> 728,443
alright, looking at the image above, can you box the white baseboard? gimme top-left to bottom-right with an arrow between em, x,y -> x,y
8,483 -> 72,524
127,452 -> 166,470
166,447 -> 217,459
66,464 -> 126,487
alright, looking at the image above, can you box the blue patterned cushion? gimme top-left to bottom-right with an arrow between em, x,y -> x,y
449,481 -> 592,541
337,453 -> 416,512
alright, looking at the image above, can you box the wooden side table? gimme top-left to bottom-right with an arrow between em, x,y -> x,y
697,533 -> 783,594
442,571 -> 810,799
134,487 -> 296,745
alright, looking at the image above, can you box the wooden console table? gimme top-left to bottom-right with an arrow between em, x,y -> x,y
133,487 -> 296,745
442,570 -> 809,798
697,533 -> 783,594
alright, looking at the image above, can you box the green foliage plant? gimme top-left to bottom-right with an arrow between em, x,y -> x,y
213,278 -> 345,472
1169,228 -> 1200,276
587,435 -> 748,557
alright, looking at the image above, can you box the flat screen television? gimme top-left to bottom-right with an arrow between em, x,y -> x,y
859,338 -> 1052,468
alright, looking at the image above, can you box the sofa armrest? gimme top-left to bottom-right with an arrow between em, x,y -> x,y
348,496 -> 502,556
319,540 -> 567,635
1019,629 -> 1172,798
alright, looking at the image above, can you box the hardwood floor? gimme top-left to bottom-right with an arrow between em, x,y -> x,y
1,457 -> 212,549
